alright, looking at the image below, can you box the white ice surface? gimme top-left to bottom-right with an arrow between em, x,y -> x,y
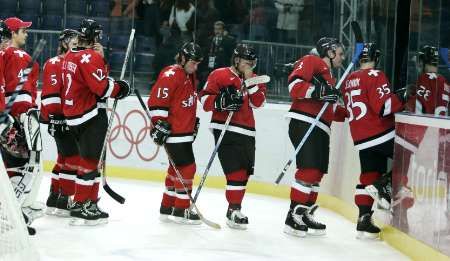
31,175 -> 409,261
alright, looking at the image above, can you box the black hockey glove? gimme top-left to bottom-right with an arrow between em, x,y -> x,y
193,117 -> 200,140
115,79 -> 131,100
214,86 -> 244,112
395,84 -> 415,104
48,114 -> 67,137
310,81 -> 340,103
150,120 -> 171,145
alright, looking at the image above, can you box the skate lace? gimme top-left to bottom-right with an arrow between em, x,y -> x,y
82,201 -> 96,216
305,212 -> 323,226
230,209 -> 246,220
185,209 -> 197,218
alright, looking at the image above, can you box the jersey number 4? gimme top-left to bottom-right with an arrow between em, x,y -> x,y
345,89 -> 367,122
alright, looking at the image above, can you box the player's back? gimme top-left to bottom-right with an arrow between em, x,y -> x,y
62,48 -> 105,125
2,46 -> 39,115
342,69 -> 396,150
40,55 -> 64,123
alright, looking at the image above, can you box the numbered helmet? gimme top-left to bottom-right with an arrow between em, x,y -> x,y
359,43 -> 381,63
0,20 -> 12,41
316,37 -> 342,58
418,45 -> 439,66
233,43 -> 257,60
180,42 -> 203,62
78,19 -> 102,42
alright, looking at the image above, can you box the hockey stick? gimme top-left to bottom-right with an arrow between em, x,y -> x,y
134,88 -> 221,229
0,39 -> 46,124
439,47 -> 450,71
275,29 -> 364,184
192,75 -> 270,204
98,29 -> 136,204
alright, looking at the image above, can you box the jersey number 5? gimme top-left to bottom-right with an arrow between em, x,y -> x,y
345,89 -> 367,122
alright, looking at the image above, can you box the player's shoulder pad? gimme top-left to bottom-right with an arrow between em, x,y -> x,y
160,65 -> 184,79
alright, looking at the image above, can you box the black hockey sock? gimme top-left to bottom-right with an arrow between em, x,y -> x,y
290,200 -> 299,210
228,203 -> 241,210
358,205 -> 372,218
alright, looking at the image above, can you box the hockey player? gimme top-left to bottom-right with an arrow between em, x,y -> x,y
341,43 -> 413,238
0,17 -> 43,235
62,19 -> 131,226
40,29 -> 80,217
199,43 -> 267,230
284,37 -> 344,237
148,42 -> 203,225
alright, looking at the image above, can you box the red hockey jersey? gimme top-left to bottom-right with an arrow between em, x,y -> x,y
40,55 -> 64,123
0,51 -> 5,112
342,68 -> 404,150
62,47 -> 121,126
2,46 -> 39,116
413,73 -> 449,116
286,55 -> 338,135
200,67 -> 266,137
147,65 -> 198,143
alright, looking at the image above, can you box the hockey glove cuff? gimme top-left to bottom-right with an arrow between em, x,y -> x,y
311,83 -> 340,103
150,120 -> 171,145
214,86 -> 244,112
395,84 -> 415,104
115,79 -> 131,100
48,114 -> 67,137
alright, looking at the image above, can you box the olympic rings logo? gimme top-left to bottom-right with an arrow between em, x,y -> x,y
107,108 -> 160,161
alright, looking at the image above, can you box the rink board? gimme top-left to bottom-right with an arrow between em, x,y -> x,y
38,95 -> 450,260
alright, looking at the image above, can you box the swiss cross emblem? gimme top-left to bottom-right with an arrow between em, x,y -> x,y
14,50 -> 27,58
368,69 -> 379,77
81,54 -> 91,64
49,57 -> 60,64
164,68 -> 175,77
427,73 -> 437,79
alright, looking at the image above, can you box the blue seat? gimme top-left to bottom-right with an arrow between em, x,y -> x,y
2,0 -> 18,13
90,0 -> 111,17
92,16 -> 110,35
134,52 -> 154,73
109,34 -> 130,51
109,51 -> 125,71
65,15 -> 84,31
45,0 -> 64,15
109,17 -> 132,35
67,0 -> 89,16
135,36 -> 155,53
42,15 -> 63,30
17,14 -> 40,29
19,0 -> 42,13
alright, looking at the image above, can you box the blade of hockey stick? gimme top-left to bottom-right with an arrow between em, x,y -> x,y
0,39 -> 46,124
351,21 -> 364,43
100,28 -> 136,204
244,75 -> 270,87
439,47 -> 450,71
134,89 -> 221,229
275,43 -> 364,184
